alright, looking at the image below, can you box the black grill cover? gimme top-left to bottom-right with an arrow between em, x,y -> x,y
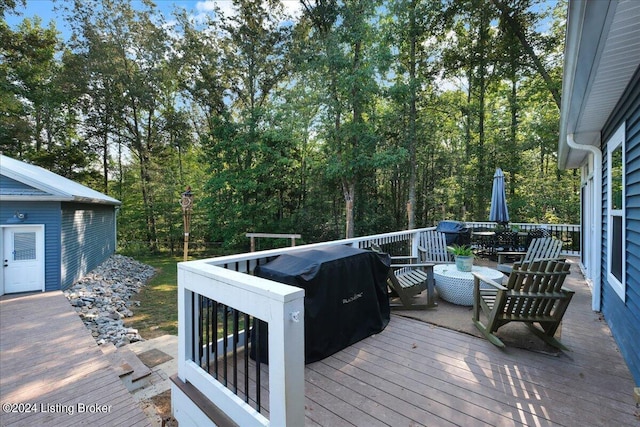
252,245 -> 391,364
436,220 -> 471,245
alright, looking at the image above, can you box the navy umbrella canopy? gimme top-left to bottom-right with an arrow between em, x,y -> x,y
489,168 -> 509,225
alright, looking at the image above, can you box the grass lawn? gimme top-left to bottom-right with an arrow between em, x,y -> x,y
124,254 -> 181,339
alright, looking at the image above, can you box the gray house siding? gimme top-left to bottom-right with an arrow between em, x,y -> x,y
61,202 -> 117,288
0,200 -> 62,291
601,65 -> 640,384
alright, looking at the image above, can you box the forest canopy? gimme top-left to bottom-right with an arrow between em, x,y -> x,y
1,0 -> 578,253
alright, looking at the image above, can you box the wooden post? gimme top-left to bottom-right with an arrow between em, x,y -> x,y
246,233 -> 301,252
181,187 -> 193,262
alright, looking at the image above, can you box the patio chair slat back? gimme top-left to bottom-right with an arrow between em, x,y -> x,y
418,230 -> 452,263
497,237 -> 563,274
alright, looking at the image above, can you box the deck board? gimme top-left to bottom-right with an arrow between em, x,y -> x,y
212,262 -> 638,426
0,291 -> 151,427
3,261 -> 638,427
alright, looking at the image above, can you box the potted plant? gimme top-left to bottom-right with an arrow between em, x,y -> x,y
448,244 -> 475,272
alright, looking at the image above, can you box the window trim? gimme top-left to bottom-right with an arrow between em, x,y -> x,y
606,123 -> 625,302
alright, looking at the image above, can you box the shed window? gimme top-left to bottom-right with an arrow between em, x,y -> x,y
607,124 -> 625,302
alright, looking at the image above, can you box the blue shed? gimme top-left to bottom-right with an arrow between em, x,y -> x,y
0,154 -> 121,295
558,1 -> 640,386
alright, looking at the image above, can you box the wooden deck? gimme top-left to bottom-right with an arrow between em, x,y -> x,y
215,262 -> 639,426
0,291 -> 151,427
2,262 -> 639,426
299,264 -> 638,426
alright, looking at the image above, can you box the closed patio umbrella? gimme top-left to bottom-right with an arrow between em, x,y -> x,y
489,167 -> 509,225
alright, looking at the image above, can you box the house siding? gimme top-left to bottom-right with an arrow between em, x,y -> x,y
60,202 -> 117,288
0,201 -> 62,291
0,175 -> 48,196
601,65 -> 640,384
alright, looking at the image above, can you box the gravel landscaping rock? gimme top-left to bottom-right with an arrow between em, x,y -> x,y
64,254 -> 156,347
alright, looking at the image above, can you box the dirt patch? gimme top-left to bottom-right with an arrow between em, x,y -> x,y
150,390 -> 178,427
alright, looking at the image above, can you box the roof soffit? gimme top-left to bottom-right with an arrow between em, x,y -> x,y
559,0 -> 640,169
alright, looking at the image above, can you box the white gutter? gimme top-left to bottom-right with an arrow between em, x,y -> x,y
567,133 -> 602,311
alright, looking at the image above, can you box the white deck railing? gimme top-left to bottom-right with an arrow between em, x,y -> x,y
173,223 -> 580,426
175,261 -> 306,426
173,228 -> 430,426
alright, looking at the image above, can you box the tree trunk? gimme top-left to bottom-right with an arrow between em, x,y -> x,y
343,180 -> 355,238
475,6 -> 488,217
407,0 -> 417,229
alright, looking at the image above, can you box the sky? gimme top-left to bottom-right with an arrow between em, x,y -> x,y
5,0 -> 304,41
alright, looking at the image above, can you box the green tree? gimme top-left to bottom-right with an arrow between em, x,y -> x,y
197,0 -> 295,247
301,0 -> 382,238
66,0 -> 183,251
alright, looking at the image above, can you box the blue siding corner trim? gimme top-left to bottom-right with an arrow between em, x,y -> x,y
602,66 -> 640,385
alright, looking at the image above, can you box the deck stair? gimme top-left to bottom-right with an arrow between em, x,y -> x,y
100,342 -> 153,392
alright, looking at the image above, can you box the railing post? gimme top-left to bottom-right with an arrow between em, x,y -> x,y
268,296 -> 305,426
177,268 -> 192,382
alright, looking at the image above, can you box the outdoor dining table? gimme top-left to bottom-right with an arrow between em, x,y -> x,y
433,264 -> 504,306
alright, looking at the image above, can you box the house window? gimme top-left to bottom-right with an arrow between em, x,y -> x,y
607,124 -> 625,302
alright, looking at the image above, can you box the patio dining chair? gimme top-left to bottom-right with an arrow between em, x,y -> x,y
525,227 -> 552,248
494,230 -> 518,252
472,259 -> 574,350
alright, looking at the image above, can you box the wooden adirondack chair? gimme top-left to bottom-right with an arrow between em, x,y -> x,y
418,230 -> 453,263
386,262 -> 437,310
472,259 -> 574,350
496,237 -> 563,274
370,244 -> 437,310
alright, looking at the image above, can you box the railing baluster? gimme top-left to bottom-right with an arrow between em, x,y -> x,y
205,297 -> 210,373
244,313 -> 250,403
255,317 -> 261,412
198,294 -> 203,367
233,308 -> 239,394
213,300 -> 218,380
223,304 -> 228,387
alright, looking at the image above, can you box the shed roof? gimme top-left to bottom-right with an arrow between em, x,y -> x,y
558,0 -> 640,169
0,154 -> 121,205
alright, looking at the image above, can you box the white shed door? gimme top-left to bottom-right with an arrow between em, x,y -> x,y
3,226 -> 44,293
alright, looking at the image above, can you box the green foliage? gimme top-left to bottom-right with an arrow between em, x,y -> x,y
447,245 -> 474,257
3,0 -> 579,253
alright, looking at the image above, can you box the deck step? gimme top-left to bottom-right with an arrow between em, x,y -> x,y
100,343 -> 152,391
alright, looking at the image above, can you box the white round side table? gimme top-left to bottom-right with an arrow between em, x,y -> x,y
433,264 -> 504,306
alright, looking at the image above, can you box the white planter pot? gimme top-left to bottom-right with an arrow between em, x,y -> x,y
455,255 -> 474,272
